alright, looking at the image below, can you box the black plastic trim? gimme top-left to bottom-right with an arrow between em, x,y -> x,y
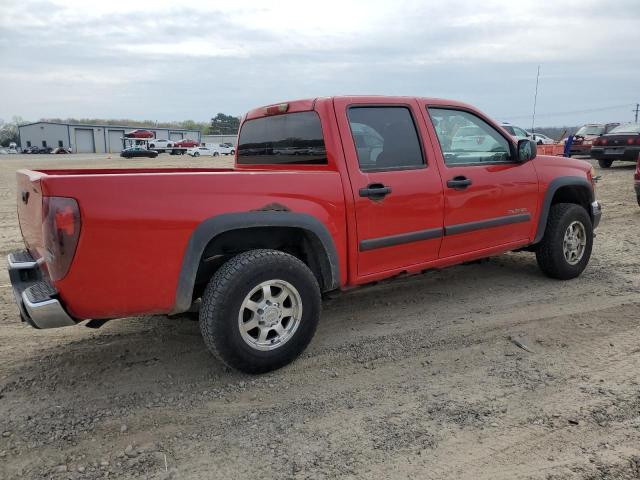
359,227 -> 443,252
445,213 -> 531,236
172,212 -> 341,314
533,176 -> 595,244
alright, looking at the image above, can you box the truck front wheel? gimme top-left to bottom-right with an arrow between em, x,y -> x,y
199,249 -> 321,373
535,203 -> 593,280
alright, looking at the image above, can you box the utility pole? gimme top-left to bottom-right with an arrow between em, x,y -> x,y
634,103 -> 639,123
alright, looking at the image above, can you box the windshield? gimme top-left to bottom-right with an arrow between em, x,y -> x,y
609,123 -> 640,134
575,125 -> 604,136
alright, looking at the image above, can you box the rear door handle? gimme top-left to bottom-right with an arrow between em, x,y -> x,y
359,183 -> 392,200
447,176 -> 472,190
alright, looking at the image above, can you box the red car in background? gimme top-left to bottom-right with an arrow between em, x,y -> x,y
569,123 -> 619,156
174,139 -> 200,148
635,155 -> 640,206
124,129 -> 155,139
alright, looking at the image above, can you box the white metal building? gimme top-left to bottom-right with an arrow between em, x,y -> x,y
18,122 -> 202,153
201,134 -> 237,146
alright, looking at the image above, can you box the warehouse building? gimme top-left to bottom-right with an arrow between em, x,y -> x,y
201,134 -> 238,146
18,122 -> 201,153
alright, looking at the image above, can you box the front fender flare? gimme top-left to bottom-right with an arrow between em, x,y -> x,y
533,176 -> 595,244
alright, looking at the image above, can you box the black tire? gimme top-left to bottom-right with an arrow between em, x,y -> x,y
194,152 -> 200,157
637,196 -> 640,208
598,159 -> 613,168
230,149 -> 235,155
535,203 -> 593,280
199,249 -> 321,373
149,144 -> 155,149
213,152 -> 219,157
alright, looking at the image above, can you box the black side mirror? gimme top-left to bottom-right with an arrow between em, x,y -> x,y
517,139 -> 537,162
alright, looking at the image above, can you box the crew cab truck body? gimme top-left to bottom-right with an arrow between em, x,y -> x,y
8,96 -> 602,373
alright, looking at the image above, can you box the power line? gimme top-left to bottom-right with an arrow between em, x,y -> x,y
634,103 -> 639,123
502,103 -> 633,121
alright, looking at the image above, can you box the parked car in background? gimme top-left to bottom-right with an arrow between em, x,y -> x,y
530,133 -> 555,145
500,122 -> 529,139
450,126 -> 499,151
187,146 -> 219,157
174,139 -> 200,148
120,146 -> 158,159
591,123 -> 640,168
52,147 -> 71,154
568,123 -> 620,156
8,96 -> 601,373
635,154 -> 640,207
148,139 -> 174,150
212,143 -> 235,155
124,129 -> 155,139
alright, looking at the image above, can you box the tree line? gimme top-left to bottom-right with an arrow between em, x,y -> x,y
0,113 -> 241,146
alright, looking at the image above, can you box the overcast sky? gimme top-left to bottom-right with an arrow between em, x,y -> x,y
1,0 -> 638,127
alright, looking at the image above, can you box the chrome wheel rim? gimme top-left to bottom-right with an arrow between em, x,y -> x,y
563,220 -> 586,265
238,280 -> 302,351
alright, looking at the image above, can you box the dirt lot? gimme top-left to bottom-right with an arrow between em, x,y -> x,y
0,153 -> 639,480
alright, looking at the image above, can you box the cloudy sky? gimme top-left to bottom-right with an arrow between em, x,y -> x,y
1,0 -> 638,126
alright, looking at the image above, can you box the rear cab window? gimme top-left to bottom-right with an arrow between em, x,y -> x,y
237,111 -> 327,165
346,106 -> 425,171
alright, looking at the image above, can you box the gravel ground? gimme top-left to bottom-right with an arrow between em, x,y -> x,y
0,153 -> 639,480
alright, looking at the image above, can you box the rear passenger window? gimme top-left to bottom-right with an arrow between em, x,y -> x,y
347,107 -> 424,171
428,108 -> 512,166
237,111 -> 327,165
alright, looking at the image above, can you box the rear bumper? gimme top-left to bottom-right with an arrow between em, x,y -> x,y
7,250 -> 77,329
591,146 -> 640,162
569,144 -> 592,155
591,201 -> 602,230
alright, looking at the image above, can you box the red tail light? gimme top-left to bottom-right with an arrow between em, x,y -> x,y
600,138 -> 608,146
42,197 -> 81,281
636,137 -> 640,145
628,138 -> 635,145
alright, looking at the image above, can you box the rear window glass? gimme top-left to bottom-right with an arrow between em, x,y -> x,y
237,111 -> 327,165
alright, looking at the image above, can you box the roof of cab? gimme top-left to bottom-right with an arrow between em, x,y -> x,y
243,96 -> 477,121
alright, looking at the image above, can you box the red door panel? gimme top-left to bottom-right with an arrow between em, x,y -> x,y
333,97 -> 445,278
439,163 -> 538,258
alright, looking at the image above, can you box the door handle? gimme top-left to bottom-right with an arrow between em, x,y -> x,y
447,176 -> 472,190
359,183 -> 392,200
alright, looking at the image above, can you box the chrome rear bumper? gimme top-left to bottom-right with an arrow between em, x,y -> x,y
7,250 -> 76,329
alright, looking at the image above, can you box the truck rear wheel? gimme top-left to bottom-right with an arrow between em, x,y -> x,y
535,203 -> 593,280
597,159 -> 613,168
199,249 -> 321,373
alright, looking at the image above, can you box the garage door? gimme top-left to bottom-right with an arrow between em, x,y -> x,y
75,129 -> 95,153
169,132 -> 183,141
108,130 -> 125,153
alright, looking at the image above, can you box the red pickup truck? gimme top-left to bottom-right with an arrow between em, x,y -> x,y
8,96 -> 601,373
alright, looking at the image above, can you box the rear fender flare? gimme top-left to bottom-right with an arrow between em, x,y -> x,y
172,212 -> 340,313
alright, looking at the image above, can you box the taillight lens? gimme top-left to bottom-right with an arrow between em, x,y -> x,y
42,197 -> 81,281
600,138 -> 608,146
627,138 -> 635,145
635,137 -> 640,145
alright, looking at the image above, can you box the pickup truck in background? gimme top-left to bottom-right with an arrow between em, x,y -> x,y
8,96 -> 602,373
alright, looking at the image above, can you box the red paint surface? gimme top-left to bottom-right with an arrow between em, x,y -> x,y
15,97 -> 593,320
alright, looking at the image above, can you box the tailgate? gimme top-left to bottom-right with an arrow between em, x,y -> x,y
16,170 -> 46,259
